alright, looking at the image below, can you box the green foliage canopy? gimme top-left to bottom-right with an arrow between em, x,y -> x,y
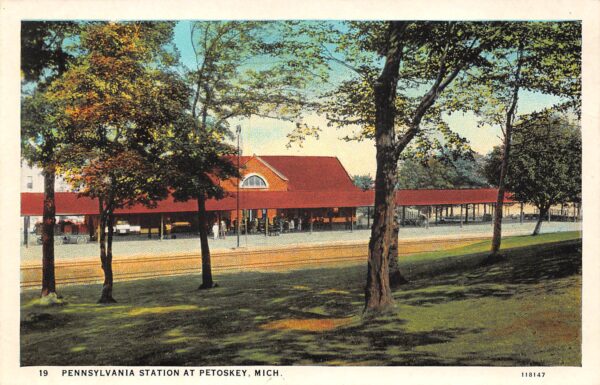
186,21 -> 329,134
482,111 -> 581,210
398,153 -> 489,190
315,21 -> 504,158
352,174 -> 375,191
21,21 -> 84,171
46,22 -> 188,210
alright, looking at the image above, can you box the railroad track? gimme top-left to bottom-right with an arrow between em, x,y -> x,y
21,236 -> 487,289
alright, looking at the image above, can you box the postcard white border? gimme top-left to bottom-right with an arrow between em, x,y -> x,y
1,0 -> 599,384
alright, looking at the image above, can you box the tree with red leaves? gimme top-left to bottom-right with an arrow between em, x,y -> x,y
47,22 -> 189,303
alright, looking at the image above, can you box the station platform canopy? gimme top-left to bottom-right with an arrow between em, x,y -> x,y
21,189 -> 513,217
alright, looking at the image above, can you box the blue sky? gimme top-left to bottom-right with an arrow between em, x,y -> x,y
173,22 -> 196,70
172,21 -> 566,176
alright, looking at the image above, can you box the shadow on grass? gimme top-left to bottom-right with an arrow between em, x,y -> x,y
396,241 -> 581,306
20,240 -> 581,366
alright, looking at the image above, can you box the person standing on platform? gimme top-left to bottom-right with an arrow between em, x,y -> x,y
289,218 -> 295,232
298,217 -> 302,232
220,220 -> 226,239
212,221 -> 219,240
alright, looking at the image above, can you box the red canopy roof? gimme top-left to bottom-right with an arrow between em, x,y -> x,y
20,189 -> 512,216
396,188 -> 509,206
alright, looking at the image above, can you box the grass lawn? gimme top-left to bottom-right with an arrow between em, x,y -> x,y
403,231 -> 581,263
20,233 -> 581,366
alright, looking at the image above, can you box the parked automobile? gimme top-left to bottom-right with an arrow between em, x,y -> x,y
105,221 -> 141,235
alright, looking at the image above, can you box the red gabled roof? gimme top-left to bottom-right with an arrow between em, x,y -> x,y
20,189 -> 512,216
218,155 -> 358,191
258,156 -> 358,192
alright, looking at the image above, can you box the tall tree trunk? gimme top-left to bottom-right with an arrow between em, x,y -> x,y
366,156 -> 397,312
41,165 -> 56,297
39,48 -> 66,299
388,215 -> 408,288
99,206 -> 116,303
532,206 -> 548,236
366,21 -> 470,310
489,42 -> 525,260
197,194 -> 215,289
490,138 -> 511,257
365,22 -> 407,313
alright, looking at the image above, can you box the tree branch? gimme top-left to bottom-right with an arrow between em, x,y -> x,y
319,42 -> 368,80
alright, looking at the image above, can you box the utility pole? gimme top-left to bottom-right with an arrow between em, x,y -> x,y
244,210 -> 248,246
236,124 -> 241,248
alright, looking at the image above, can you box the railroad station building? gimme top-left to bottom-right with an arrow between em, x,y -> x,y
21,155 -> 370,239
20,155 -> 577,244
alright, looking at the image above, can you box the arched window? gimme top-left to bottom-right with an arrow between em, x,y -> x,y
241,174 -> 267,188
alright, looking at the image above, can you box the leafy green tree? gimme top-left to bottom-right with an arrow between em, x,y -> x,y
318,21 -> 501,312
450,22 -> 581,260
186,21 -> 327,132
160,115 -> 239,290
453,155 -> 489,188
483,111 -> 581,235
21,21 -> 81,300
398,158 -> 455,189
282,21 -> 578,310
397,153 -> 488,189
47,22 -> 189,303
352,174 -> 374,191
169,21 -> 329,289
